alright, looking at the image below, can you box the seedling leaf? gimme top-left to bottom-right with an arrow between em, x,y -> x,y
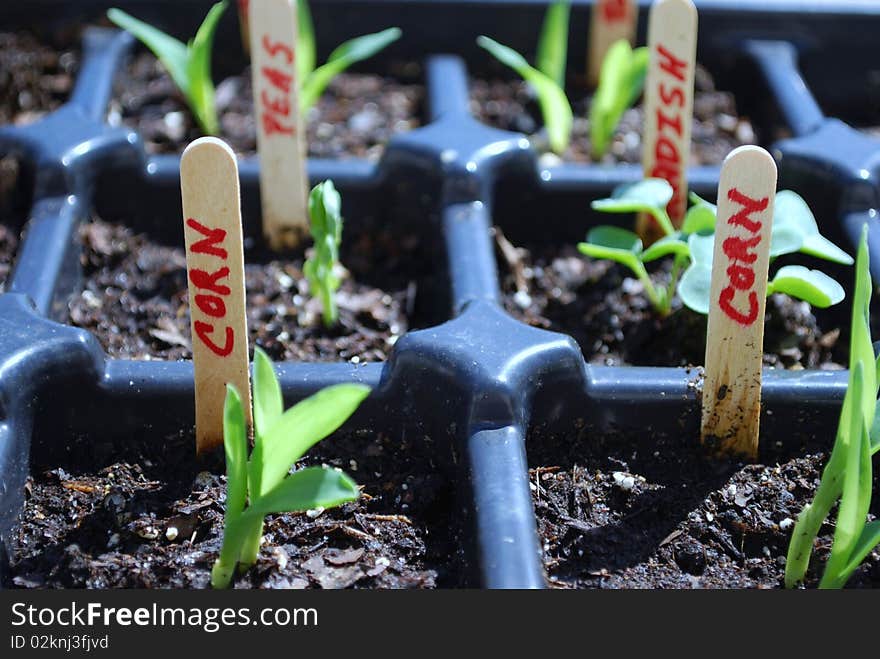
536,0 -> 569,88
678,261 -> 712,314
250,466 -> 359,516
578,226 -> 642,271
477,36 -> 572,154
774,191 -> 853,264
223,384 -> 248,519
590,39 -> 648,159
682,203 -> 715,235
768,266 -> 845,308
297,0 -> 316,84
252,346 -> 283,444
305,180 -> 344,327
641,233 -> 689,262
253,383 -> 370,497
301,27 -> 402,112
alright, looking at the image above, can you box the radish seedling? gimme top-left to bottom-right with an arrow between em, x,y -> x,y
579,179 -> 852,316
785,227 -> 880,589
304,180 -> 343,327
211,347 -> 370,589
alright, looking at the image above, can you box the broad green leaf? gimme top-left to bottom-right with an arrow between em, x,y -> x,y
678,261 -> 712,314
578,226 -> 643,272
108,9 -> 189,92
687,232 -> 715,266
591,179 -> 674,236
768,266 -> 845,308
682,203 -> 715,235
296,0 -> 316,83
250,466 -> 359,516
536,0 -> 569,88
223,384 -> 248,519
477,36 -> 572,154
770,223 -> 803,258
774,191 -> 853,265
641,233 -> 689,262
302,27 -> 402,112
186,1 -> 226,134
688,191 -> 717,214
252,347 -> 283,444
251,383 -> 371,497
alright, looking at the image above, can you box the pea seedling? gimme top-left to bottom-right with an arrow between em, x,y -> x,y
785,227 -> 880,589
109,2 -> 227,135
579,179 -> 852,316
212,347 -> 370,589
304,180 -> 343,327
109,0 -> 401,135
477,0 -> 573,154
291,0 -> 402,113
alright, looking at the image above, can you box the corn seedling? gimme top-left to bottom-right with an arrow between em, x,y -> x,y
211,347 -> 370,589
304,180 -> 343,327
785,226 -> 880,589
109,2 -> 227,135
477,0 -> 573,154
579,179 -> 853,316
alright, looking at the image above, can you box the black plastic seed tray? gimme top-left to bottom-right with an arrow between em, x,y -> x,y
1,0 -> 879,589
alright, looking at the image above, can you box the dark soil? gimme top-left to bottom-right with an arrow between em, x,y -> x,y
0,220 -> 20,293
497,238 -> 846,369
10,428 -> 456,589
112,52 -> 423,159
529,430 -> 880,589
0,31 -> 79,126
68,218 -> 430,362
470,65 -> 754,165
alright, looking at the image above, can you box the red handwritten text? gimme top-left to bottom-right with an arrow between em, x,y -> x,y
186,218 -> 235,357
601,0 -> 631,22
648,44 -> 689,221
259,34 -> 296,137
717,188 -> 769,326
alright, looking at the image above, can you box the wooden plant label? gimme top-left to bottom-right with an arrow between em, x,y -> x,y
181,137 -> 252,454
637,0 -> 697,242
237,0 -> 251,54
249,0 -> 309,250
701,146 -> 777,460
587,0 -> 637,87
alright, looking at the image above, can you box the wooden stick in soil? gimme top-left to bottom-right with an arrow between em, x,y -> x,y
587,0 -> 638,87
181,137 -> 252,454
701,145 -> 777,460
237,0 -> 251,54
249,0 -> 310,250
637,0 -> 697,243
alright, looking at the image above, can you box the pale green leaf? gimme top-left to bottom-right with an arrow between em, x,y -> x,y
536,0 -> 569,88
223,384 -> 248,519
687,232 -> 715,266
108,8 -> 189,91
251,384 -> 371,497
840,520 -> 880,579
641,233 -> 689,262
250,466 -> 359,516
578,226 -> 643,272
186,1 -> 226,135
302,27 -> 401,112
296,0 -> 316,83
682,203 -> 715,235
477,36 -> 572,154
678,261 -> 712,314
774,191 -> 853,265
768,266 -> 845,308
252,347 -> 283,445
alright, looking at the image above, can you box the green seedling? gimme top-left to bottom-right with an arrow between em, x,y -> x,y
108,2 -> 227,135
785,226 -> 880,589
211,347 -> 370,589
110,0 -> 401,137
304,180 -> 343,327
579,179 -> 852,316
590,39 -> 648,159
295,0 -> 402,113
477,0 -> 573,154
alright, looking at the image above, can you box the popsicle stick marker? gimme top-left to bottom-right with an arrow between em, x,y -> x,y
237,0 -> 251,54
637,0 -> 697,243
250,0 -> 310,250
587,0 -> 638,87
701,145 -> 778,460
181,137 -> 252,454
